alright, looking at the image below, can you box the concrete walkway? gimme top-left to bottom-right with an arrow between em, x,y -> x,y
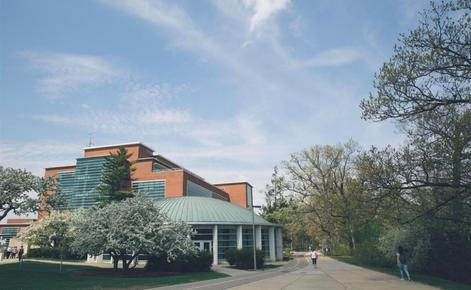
227,256 -> 440,290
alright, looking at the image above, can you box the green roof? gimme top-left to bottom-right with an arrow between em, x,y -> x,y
157,196 -> 275,226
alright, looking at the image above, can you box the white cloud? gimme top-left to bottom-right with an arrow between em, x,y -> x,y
297,47 -> 364,68
100,0 -> 280,93
20,51 -> 121,98
242,0 -> 291,33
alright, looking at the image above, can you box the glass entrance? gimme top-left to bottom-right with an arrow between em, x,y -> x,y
193,240 -> 212,253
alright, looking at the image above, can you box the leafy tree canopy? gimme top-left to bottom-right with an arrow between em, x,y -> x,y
0,166 -> 56,222
361,0 -> 471,121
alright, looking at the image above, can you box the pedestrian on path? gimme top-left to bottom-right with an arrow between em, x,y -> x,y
396,246 -> 411,281
310,249 -> 319,268
10,247 -> 17,259
18,245 -> 24,261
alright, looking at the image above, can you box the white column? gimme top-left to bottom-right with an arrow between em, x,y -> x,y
269,227 -> 276,262
237,225 -> 243,249
276,227 -> 283,261
212,225 -> 218,265
256,226 -> 262,250
96,254 -> 103,263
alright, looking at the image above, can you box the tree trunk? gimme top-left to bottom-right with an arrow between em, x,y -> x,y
121,254 -> 128,271
451,133 -> 464,222
111,254 -> 118,271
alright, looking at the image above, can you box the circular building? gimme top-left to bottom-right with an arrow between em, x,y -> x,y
158,196 -> 282,264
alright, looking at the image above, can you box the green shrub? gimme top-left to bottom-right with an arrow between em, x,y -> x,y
376,221 -> 471,284
145,251 -> 212,272
224,248 -> 264,269
26,247 -> 86,260
282,249 -> 292,261
224,248 -> 237,266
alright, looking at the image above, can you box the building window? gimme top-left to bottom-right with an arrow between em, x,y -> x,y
152,162 -> 169,172
261,228 -> 270,258
242,227 -> 254,248
132,180 -> 165,200
56,156 -> 108,211
193,228 -> 213,241
246,184 -> 253,208
0,227 -> 18,245
57,171 -> 75,210
187,180 -> 213,197
217,227 -> 237,260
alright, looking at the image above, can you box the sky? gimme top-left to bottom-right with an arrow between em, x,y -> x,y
0,0 -> 429,210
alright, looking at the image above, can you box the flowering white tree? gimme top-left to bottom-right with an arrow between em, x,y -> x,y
18,211 -> 73,248
71,195 -> 195,271
18,211 -> 73,272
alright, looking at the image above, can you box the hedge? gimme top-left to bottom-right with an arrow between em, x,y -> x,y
26,247 -> 86,260
224,248 -> 264,269
145,251 -> 212,272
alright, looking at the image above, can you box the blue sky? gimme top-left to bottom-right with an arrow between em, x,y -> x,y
1,0 -> 429,205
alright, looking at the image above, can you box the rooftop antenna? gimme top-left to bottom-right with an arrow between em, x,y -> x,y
87,132 -> 95,147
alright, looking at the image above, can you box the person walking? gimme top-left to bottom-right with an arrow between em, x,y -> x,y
4,247 -> 10,259
18,246 -> 24,261
396,246 -> 411,281
311,249 -> 318,268
10,247 -> 17,259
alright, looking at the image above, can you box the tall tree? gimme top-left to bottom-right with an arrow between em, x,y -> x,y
283,141 -> 373,252
96,147 -> 136,203
359,0 -> 471,225
263,166 -> 286,211
359,0 -> 471,281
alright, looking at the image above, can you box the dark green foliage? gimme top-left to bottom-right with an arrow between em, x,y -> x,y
96,147 -> 136,203
224,248 -> 264,269
352,222 -> 390,267
145,251 -> 213,272
224,248 -> 237,266
26,247 -> 86,260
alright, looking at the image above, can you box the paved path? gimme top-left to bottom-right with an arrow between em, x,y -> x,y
152,256 -> 441,290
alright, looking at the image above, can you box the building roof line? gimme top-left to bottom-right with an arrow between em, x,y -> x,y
154,154 -> 207,181
214,181 -> 253,187
45,165 -> 76,170
82,142 -> 154,152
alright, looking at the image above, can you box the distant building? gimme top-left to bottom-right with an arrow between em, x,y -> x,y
44,142 -> 282,264
0,218 -> 35,250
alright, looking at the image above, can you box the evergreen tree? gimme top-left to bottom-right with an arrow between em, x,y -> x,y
96,147 -> 135,203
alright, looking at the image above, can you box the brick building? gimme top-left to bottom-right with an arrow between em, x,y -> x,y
44,142 -> 283,264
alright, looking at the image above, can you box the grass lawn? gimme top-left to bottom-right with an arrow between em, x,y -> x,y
333,256 -> 471,290
0,261 -> 227,290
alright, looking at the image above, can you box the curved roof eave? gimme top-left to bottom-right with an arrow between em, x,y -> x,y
156,196 -> 278,227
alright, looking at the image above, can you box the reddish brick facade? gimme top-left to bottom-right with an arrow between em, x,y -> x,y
44,142 -> 249,209
215,182 -> 253,208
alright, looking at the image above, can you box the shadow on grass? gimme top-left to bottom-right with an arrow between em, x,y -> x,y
333,256 -> 471,290
0,261 -> 227,290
